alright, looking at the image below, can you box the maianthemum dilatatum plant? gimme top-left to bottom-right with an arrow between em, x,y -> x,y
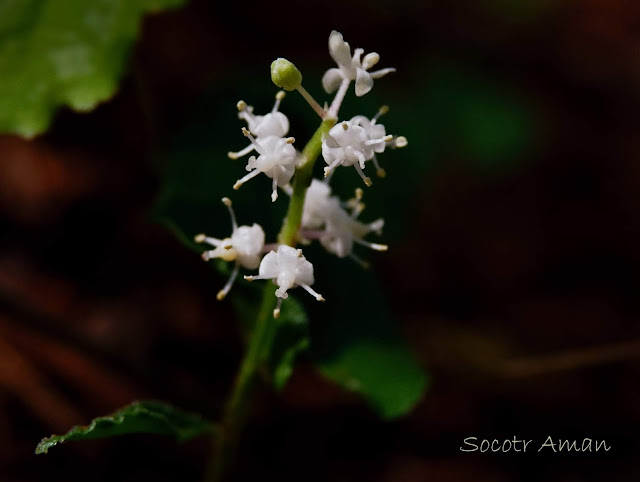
34,30 -> 426,481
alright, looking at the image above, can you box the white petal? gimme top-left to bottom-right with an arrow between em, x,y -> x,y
328,31 -> 353,69
355,69 -> 374,97
352,48 -> 364,68
322,68 -> 345,94
369,67 -> 396,80
362,52 -> 380,70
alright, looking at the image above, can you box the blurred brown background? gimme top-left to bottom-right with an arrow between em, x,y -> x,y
1,0 -> 639,480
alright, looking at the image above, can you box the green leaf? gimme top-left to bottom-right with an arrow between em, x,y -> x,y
311,255 -> 428,419
268,296 -> 310,390
0,0 -> 186,138
35,400 -> 215,454
232,290 -> 310,391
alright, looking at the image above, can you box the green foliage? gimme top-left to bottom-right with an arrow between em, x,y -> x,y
0,0 -> 186,137
233,290 -> 310,390
310,255 -> 428,419
36,400 -> 214,454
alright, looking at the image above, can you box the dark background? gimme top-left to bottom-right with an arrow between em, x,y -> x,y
1,0 -> 639,480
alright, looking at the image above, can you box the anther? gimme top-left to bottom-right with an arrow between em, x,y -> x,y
194,234 -> 206,243
237,100 -> 247,111
395,136 -> 408,148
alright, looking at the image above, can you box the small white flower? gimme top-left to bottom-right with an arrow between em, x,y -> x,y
195,198 -> 265,300
300,183 -> 387,261
233,129 -> 297,202
301,179 -> 341,229
228,91 -> 289,159
350,106 -> 407,178
244,245 -> 324,318
322,31 -> 396,97
322,120 -> 392,186
320,207 -> 386,259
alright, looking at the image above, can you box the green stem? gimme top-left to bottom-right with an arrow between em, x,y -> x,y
279,119 -> 336,245
206,117 -> 336,482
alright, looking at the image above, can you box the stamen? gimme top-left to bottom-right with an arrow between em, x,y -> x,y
324,159 -> 342,177
364,135 -> 393,146
355,150 -> 366,169
369,68 -> 396,80
241,127 -> 264,154
272,90 -> 285,113
300,283 -> 325,302
372,105 -> 389,123
295,85 -> 325,118
354,238 -> 388,251
354,163 -> 372,187
342,122 -> 349,130
202,251 -> 214,261
368,218 -> 384,234
271,178 -> 278,203
273,297 -> 283,318
217,263 -> 240,300
222,197 -> 237,230
285,137 -> 295,144
350,252 -> 371,269
236,100 -> 247,111
228,144 -> 255,160
350,201 -> 365,219
244,274 -> 269,282
394,136 -> 408,148
355,187 -> 363,201
233,168 -> 261,190
371,155 -> 386,178
195,234 -> 223,247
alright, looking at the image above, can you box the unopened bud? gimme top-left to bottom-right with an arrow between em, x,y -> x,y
270,58 -> 302,91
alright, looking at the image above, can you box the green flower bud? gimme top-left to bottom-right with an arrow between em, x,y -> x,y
270,58 -> 302,91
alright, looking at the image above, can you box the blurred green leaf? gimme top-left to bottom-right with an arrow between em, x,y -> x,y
233,291 -> 310,390
36,400 -> 215,454
269,296 -> 310,390
311,255 -> 428,419
0,0 -> 185,137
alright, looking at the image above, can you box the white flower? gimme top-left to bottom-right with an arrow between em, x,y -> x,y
228,91 -> 289,159
301,179 -> 340,229
350,106 -> 407,178
300,183 -> 387,261
244,245 -> 324,318
322,31 -> 396,97
322,120 -> 392,186
195,198 -> 265,300
320,208 -> 386,259
233,129 -> 297,202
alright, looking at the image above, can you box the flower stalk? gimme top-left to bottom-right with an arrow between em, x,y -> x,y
206,116 -> 335,482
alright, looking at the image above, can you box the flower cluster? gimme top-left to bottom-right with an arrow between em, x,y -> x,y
196,31 -> 406,317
